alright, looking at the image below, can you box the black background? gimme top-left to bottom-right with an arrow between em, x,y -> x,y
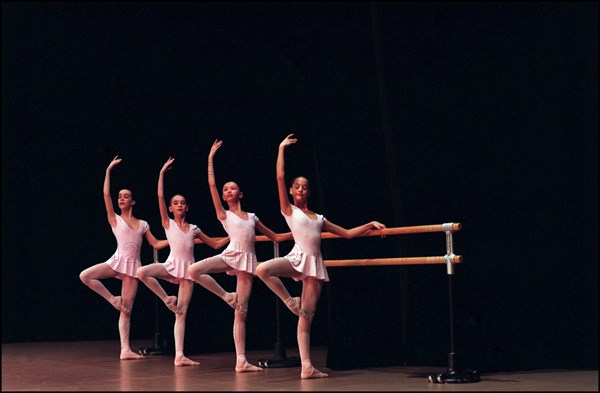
2,1 -> 597,373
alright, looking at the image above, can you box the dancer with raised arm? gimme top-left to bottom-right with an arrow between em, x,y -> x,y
80,155 -> 169,360
256,134 -> 386,379
137,156 -> 229,367
188,139 -> 292,373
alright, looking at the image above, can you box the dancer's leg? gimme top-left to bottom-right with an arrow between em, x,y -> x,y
233,272 -> 262,373
188,255 -> 237,309
173,280 -> 199,367
256,258 -> 302,316
298,278 -> 328,379
80,263 -> 128,313
119,276 -> 143,360
137,264 -> 180,314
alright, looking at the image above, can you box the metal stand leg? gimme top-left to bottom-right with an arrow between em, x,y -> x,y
428,224 -> 480,383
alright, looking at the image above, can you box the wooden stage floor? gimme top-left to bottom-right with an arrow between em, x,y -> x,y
2,340 -> 597,391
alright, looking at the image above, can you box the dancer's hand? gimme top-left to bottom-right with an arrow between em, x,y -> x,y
279,133 -> 297,149
161,157 -> 175,173
370,221 -> 387,238
371,221 -> 386,230
107,155 -> 122,172
209,139 -> 223,159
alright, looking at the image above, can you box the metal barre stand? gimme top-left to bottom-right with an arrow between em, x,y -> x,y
428,223 -> 480,383
258,242 -> 301,368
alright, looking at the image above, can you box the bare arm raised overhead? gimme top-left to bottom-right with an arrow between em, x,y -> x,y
104,155 -> 122,227
158,157 -> 175,229
207,139 -> 227,221
276,133 -> 298,216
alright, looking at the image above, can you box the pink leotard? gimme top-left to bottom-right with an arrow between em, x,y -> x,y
162,219 -> 200,284
282,205 -> 329,282
218,210 -> 260,275
105,214 -> 149,279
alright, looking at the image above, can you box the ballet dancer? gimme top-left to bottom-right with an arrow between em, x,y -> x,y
188,139 -> 292,372
256,133 -> 386,379
137,156 -> 229,367
80,155 -> 169,360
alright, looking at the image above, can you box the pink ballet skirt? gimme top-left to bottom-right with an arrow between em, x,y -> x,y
285,243 -> 329,282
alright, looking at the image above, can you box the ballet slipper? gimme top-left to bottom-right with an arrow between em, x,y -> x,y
120,349 -> 144,360
163,295 -> 181,314
224,292 -> 239,310
110,296 -> 130,314
301,367 -> 329,379
235,361 -> 263,373
174,356 -> 200,367
119,298 -> 131,314
286,297 -> 301,317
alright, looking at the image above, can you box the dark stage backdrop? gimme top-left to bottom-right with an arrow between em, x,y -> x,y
2,2 -> 597,373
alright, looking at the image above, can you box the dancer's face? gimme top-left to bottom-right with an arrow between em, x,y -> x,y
169,194 -> 188,215
290,177 -> 310,202
222,182 -> 243,203
117,189 -> 135,209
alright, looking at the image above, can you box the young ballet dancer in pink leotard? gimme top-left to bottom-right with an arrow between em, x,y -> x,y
136,156 -> 229,367
256,134 -> 386,379
188,139 -> 292,373
80,155 -> 169,360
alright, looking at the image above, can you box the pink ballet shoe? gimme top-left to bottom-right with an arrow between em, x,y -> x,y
163,296 -> 180,314
119,298 -> 130,314
235,362 -> 263,373
110,296 -> 130,314
301,367 -> 329,379
120,349 -> 144,360
174,356 -> 200,367
286,297 -> 301,317
224,292 -> 239,310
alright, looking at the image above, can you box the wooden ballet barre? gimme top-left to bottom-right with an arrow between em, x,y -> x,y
320,223 -> 462,239
251,223 -> 462,243
193,224 -> 462,244
324,255 -> 463,267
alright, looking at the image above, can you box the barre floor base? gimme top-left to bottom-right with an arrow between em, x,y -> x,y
2,340 -> 597,391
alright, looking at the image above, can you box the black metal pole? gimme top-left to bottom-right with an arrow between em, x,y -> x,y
428,227 -> 479,383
